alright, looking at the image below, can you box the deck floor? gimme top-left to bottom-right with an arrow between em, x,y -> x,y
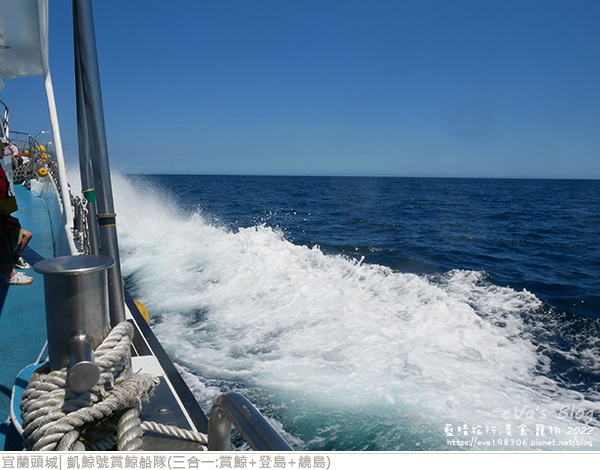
0,184 -> 54,446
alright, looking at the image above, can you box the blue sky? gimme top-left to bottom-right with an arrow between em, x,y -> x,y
2,0 -> 599,178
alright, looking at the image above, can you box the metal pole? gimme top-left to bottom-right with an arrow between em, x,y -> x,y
73,29 -> 100,255
72,0 -> 125,325
0,99 -> 9,140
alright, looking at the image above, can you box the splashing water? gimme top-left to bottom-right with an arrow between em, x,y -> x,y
113,174 -> 600,450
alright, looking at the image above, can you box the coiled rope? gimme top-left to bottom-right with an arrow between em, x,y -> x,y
19,321 -> 209,451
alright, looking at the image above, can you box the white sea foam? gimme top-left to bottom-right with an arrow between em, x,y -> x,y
113,174 -> 600,450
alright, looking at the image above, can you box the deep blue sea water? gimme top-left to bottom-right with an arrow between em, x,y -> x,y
115,175 -> 600,451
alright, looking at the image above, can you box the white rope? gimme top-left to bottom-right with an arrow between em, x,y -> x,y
20,320 -> 213,451
20,322 -> 158,451
20,321 -> 213,451
118,405 -> 144,451
141,421 -> 209,449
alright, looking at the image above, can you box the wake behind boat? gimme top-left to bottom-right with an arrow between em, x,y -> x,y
0,0 -> 291,452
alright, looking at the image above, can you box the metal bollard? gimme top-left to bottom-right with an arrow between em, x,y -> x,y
34,255 -> 115,391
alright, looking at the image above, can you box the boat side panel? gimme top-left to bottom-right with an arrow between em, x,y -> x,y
125,291 -> 210,433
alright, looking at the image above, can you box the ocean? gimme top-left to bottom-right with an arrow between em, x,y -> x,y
114,175 -> 600,451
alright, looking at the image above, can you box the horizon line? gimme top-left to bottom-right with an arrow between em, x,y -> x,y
119,172 -> 600,182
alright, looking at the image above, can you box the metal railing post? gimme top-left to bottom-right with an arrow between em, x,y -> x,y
208,392 -> 292,452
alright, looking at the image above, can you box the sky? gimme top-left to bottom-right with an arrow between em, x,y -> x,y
1,0 -> 599,178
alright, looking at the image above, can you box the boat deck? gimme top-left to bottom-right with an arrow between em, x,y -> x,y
0,184 -> 54,449
0,185 -> 209,451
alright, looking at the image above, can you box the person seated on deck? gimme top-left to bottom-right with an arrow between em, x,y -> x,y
0,141 -> 32,285
11,143 -> 30,169
1,138 -> 22,169
7,215 -> 32,269
0,141 -> 34,268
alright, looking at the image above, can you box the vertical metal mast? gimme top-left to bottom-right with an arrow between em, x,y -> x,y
72,0 -> 125,325
74,45 -> 100,256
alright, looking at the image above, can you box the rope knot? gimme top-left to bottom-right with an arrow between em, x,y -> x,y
20,321 -> 158,451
